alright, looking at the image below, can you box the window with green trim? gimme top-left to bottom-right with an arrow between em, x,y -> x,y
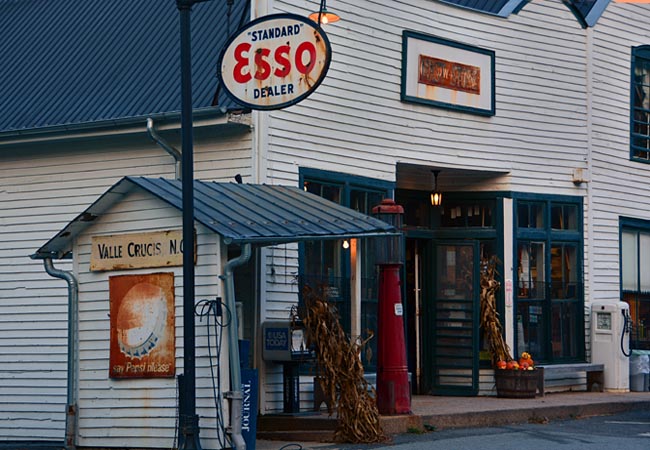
300,169 -> 393,371
621,221 -> 650,350
631,46 -> 650,162
515,197 -> 584,363
440,199 -> 495,228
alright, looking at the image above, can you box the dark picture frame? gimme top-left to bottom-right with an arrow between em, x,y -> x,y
401,30 -> 495,116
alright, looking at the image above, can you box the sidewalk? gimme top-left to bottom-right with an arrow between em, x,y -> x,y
256,391 -> 650,449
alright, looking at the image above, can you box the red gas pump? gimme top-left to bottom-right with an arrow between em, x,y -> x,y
372,199 -> 411,415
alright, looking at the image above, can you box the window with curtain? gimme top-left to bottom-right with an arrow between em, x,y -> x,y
621,224 -> 650,350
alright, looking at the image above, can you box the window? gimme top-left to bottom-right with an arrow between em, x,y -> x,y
300,169 -> 393,371
440,199 -> 495,228
515,196 -> 584,363
631,46 -> 650,162
620,220 -> 650,350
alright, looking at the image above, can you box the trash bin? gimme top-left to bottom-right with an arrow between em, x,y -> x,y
629,350 -> 650,392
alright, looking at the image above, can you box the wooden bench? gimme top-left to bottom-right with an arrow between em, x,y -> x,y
537,363 -> 604,396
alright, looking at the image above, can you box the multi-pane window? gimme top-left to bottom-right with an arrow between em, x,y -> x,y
631,46 -> 650,162
300,169 -> 392,370
621,223 -> 650,350
440,199 -> 494,228
515,198 -> 584,363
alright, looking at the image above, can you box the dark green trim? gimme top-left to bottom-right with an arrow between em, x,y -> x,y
512,194 -> 585,364
630,45 -> 650,164
620,216 -> 650,231
619,215 -> 650,308
297,167 -> 394,341
299,167 -> 395,193
428,240 -> 481,396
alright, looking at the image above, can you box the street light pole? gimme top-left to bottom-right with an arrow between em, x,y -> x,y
177,1 -> 209,449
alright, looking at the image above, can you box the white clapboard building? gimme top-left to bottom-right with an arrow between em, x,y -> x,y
1,0 -> 650,448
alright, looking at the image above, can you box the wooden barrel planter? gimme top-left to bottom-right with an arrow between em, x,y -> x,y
495,370 -> 538,398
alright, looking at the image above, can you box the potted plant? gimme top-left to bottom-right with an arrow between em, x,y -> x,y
494,352 -> 539,398
480,256 -> 538,398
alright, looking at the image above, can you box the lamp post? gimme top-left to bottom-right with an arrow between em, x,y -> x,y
177,1 -> 210,449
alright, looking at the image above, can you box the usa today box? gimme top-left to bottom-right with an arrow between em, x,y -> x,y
262,320 -> 311,361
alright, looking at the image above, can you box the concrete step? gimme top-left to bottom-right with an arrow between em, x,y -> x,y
257,413 -> 337,432
256,429 -> 335,442
256,411 -> 424,442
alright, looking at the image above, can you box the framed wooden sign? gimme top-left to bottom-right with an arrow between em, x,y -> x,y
401,30 -> 495,116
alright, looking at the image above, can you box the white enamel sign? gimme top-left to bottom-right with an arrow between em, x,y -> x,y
218,14 -> 332,110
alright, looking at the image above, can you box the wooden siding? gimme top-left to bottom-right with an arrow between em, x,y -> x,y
267,1 -> 589,197
0,128 -> 251,442
73,189 -> 225,449
589,4 -> 650,305
260,3 -> 593,403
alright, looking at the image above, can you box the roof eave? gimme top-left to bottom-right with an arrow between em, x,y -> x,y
0,107 -> 242,145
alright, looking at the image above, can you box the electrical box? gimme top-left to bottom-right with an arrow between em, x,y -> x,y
591,302 -> 630,392
261,320 -> 312,362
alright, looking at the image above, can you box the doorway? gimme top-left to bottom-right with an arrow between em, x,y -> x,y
399,188 -> 502,396
425,241 -> 480,396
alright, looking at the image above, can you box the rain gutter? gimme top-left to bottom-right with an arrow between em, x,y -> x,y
147,117 -> 182,180
32,255 -> 78,450
220,243 -> 251,450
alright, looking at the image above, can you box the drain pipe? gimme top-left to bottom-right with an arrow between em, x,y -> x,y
41,257 -> 78,450
146,117 -> 182,180
220,243 -> 251,450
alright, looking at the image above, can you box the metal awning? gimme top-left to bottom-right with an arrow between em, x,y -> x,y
32,176 -> 396,259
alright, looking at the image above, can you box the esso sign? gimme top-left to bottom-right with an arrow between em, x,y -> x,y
218,14 -> 331,110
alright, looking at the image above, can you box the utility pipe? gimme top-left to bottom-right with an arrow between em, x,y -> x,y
220,243 -> 251,450
146,117 -> 182,180
42,257 -> 78,450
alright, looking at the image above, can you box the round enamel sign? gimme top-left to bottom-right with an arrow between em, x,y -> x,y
218,13 -> 332,110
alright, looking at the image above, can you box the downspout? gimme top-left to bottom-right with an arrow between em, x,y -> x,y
220,243 -> 251,450
42,257 -> 78,450
146,117 -> 182,180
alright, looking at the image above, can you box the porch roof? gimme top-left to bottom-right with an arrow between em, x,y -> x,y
32,176 -> 397,260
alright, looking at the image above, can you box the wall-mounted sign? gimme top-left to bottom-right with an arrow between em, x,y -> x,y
401,30 -> 495,116
109,273 -> 175,378
218,13 -> 331,110
90,229 -> 194,271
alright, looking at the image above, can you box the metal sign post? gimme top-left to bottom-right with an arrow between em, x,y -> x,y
177,1 -> 208,449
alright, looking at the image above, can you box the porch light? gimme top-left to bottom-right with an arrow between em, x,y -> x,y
430,170 -> 442,207
309,0 -> 340,25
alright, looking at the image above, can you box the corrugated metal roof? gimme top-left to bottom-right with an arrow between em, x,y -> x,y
438,0 -> 527,17
33,177 -> 396,259
0,0 -> 249,135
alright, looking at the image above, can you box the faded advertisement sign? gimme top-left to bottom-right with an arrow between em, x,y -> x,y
109,273 -> 175,378
418,55 -> 481,95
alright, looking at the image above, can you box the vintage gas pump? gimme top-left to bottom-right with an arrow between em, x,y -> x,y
372,199 -> 411,415
591,301 -> 631,392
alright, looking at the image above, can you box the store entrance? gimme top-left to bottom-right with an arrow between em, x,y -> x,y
425,240 -> 480,396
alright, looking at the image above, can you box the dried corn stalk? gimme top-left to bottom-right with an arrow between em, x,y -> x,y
296,285 -> 385,443
480,256 -> 512,365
